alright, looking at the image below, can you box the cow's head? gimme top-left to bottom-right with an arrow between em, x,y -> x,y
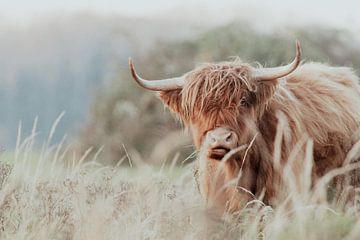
129,42 -> 301,162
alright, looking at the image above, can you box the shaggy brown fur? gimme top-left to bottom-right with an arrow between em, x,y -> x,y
159,60 -> 360,213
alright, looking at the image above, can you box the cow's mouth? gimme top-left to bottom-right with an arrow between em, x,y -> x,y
208,147 -> 231,160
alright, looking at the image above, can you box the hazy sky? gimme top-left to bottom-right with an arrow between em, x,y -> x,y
1,0 -> 360,32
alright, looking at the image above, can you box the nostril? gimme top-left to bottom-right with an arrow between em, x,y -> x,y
225,132 -> 233,142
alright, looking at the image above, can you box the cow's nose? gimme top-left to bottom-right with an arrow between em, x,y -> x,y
207,128 -> 238,149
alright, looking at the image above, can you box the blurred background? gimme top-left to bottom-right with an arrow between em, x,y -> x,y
1,0 -> 360,165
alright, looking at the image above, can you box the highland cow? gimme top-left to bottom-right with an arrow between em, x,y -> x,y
129,41 -> 360,213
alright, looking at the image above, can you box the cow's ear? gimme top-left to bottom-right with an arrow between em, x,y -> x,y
158,90 -> 183,114
255,80 -> 278,105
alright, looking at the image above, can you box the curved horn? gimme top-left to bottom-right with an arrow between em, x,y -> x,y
129,58 -> 184,91
252,40 -> 301,81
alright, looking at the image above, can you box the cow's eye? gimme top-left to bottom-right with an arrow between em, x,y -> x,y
240,92 -> 256,107
240,97 -> 248,106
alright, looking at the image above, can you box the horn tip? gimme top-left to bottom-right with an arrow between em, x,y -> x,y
128,58 -> 138,81
128,58 -> 134,68
295,40 -> 301,56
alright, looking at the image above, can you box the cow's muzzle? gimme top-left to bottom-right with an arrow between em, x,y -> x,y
206,127 -> 238,160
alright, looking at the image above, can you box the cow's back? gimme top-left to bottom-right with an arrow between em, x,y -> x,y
271,62 -> 360,180
278,63 -> 360,144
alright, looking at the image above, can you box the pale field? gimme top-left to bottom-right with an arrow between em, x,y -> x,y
0,123 -> 359,240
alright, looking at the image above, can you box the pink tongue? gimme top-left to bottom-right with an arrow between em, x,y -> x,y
208,148 -> 229,159
211,149 -> 227,155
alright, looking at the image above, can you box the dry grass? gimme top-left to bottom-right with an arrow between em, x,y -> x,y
0,121 -> 359,240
